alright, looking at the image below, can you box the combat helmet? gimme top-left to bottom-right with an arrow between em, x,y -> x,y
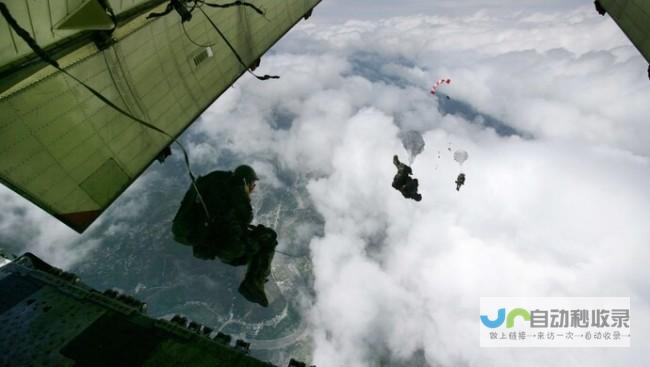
234,165 -> 258,184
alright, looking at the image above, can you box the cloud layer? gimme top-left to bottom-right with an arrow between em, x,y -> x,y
1,3 -> 648,367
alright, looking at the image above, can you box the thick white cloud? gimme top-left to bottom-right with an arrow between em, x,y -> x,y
293,7 -> 649,154
0,166 -> 160,268
0,185 -> 96,269
306,130 -> 650,365
186,5 -> 650,366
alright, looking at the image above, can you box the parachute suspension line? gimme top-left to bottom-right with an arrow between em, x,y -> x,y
147,0 -> 269,220
198,0 -> 269,21
271,205 -> 282,231
266,205 -> 305,259
181,21 -> 216,47
174,141 -> 212,222
146,2 -> 175,19
148,0 -> 266,20
197,6 -> 279,81
275,249 -> 304,258
0,2 -> 212,222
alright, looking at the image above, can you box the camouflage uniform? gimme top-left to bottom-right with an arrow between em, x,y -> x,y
455,173 -> 466,191
172,168 -> 277,306
392,155 -> 422,201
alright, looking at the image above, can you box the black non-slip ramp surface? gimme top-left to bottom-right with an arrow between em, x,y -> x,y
0,253 -> 313,367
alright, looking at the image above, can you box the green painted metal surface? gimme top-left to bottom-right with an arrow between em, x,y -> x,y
600,0 -> 650,63
0,0 -> 321,232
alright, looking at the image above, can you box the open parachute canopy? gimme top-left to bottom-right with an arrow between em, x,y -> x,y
0,0 -> 320,233
399,130 -> 425,164
430,78 -> 451,95
453,149 -> 469,165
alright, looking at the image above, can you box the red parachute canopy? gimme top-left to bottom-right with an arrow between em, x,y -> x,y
430,78 -> 451,95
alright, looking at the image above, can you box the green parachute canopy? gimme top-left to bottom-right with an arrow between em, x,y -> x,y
0,0 -> 320,232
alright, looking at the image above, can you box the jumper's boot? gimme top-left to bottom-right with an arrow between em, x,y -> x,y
238,229 -> 277,307
238,264 -> 268,307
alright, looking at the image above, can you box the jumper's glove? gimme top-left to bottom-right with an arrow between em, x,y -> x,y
248,224 -> 278,249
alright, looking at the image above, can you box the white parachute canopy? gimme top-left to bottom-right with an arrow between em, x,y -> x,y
399,130 -> 426,164
453,149 -> 469,165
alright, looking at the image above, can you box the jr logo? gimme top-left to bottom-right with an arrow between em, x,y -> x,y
480,308 -> 531,328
